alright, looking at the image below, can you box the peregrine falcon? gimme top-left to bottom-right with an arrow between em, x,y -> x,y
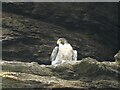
50,38 -> 77,66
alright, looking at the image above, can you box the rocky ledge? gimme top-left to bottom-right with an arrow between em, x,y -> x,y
0,57 -> 120,89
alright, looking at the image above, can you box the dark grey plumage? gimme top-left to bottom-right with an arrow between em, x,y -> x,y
50,46 -> 59,61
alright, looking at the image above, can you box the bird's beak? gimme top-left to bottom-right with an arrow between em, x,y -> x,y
57,40 -> 60,45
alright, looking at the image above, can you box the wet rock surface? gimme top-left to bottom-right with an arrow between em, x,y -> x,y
0,57 -> 120,89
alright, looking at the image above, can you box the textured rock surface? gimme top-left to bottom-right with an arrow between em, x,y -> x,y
114,50 -> 120,65
0,58 -> 120,89
2,2 -> 119,65
1,3 -> 119,89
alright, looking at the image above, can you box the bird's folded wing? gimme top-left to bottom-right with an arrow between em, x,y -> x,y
50,46 -> 59,61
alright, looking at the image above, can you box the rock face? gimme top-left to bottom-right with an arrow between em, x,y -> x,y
2,2 -> 119,64
0,57 -> 120,89
1,3 -> 119,89
114,50 -> 120,64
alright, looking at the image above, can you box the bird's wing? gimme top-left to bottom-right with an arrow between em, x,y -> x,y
72,50 -> 77,61
50,46 -> 59,61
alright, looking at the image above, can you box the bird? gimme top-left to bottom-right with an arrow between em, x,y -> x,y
50,38 -> 77,66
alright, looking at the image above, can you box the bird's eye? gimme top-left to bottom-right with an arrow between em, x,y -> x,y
61,40 -> 64,44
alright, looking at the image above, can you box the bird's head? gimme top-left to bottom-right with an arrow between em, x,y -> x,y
57,38 -> 68,45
